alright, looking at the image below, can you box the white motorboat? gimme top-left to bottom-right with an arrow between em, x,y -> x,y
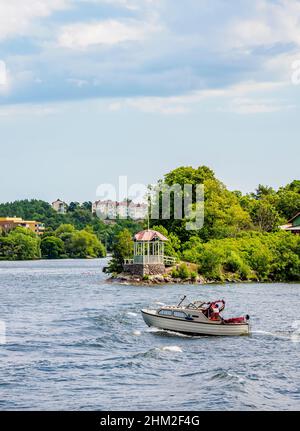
141,296 -> 250,336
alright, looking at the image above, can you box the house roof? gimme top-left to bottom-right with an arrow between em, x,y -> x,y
288,212 -> 300,224
134,230 -> 168,242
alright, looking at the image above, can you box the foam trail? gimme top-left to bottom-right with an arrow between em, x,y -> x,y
127,312 -> 137,317
161,346 -> 183,353
133,330 -> 141,336
252,330 -> 291,340
146,327 -> 161,333
146,327 -> 196,338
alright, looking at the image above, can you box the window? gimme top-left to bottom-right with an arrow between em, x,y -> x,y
158,309 -> 173,316
173,311 -> 187,319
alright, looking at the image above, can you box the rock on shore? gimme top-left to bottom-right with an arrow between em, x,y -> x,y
107,272 -> 205,285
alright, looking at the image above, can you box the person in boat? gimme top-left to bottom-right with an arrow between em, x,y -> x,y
205,300 -> 225,321
209,303 -> 221,321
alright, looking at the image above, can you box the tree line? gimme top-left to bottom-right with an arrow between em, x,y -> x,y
1,166 -> 300,282
0,200 -> 142,260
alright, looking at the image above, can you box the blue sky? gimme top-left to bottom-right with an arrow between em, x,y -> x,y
0,0 -> 300,203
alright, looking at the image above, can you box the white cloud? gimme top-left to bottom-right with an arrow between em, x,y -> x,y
0,103 -> 63,117
0,60 -> 8,86
229,0 -> 300,48
107,80 -> 291,115
231,20 -> 272,47
0,0 -> 69,40
58,19 -> 158,49
224,98 -> 295,114
80,0 -> 159,11
126,98 -> 189,114
67,78 -> 89,87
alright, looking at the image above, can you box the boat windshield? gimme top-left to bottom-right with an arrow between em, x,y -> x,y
180,299 -> 226,312
185,301 -> 206,310
174,297 -> 226,313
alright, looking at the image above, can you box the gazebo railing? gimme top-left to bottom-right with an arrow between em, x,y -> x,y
163,256 -> 177,266
124,256 -> 176,266
133,255 -> 164,264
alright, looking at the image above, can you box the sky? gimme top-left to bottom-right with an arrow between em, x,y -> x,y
0,0 -> 300,203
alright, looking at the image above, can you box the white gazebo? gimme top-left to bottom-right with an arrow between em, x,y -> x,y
123,229 -> 175,276
133,229 -> 168,264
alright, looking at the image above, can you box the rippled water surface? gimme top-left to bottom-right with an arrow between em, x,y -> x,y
0,259 -> 299,411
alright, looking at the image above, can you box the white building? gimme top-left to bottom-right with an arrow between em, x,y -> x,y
128,202 -> 148,220
52,199 -> 67,214
92,200 -> 147,220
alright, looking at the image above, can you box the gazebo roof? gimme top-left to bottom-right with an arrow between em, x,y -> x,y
134,230 -> 168,242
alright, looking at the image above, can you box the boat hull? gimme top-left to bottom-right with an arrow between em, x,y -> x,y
141,309 -> 250,336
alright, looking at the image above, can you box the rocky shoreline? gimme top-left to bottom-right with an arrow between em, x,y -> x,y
107,272 -> 249,285
107,272 -> 205,285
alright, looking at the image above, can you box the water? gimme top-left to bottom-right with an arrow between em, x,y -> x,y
0,259 -> 299,411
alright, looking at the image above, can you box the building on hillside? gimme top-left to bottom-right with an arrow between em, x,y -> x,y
123,229 -> 176,276
0,217 -> 45,235
280,212 -> 300,235
128,202 -> 148,220
92,200 -> 148,221
52,199 -> 67,214
92,200 -> 117,219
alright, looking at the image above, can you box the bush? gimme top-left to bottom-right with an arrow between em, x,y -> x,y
171,268 -> 180,278
198,248 -> 223,280
190,271 -> 197,281
186,231 -> 300,282
177,263 -> 190,280
223,251 -> 252,280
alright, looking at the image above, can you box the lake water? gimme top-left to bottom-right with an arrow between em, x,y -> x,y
0,258 -> 299,411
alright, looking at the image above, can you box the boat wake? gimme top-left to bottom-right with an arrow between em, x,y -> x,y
146,327 -> 195,338
126,312 -> 138,317
252,330 -> 294,340
132,330 -> 142,336
160,345 -> 183,353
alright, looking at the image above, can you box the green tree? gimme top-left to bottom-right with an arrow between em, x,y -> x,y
68,202 -> 81,212
68,230 -> 106,258
108,229 -> 134,273
250,200 -> 282,232
41,236 -> 65,259
82,201 -> 92,211
151,225 -> 180,260
276,190 -> 300,220
252,184 -> 276,200
0,227 -> 41,261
